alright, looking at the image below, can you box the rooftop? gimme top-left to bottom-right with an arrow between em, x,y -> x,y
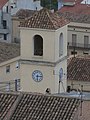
59,4 -> 90,15
57,12 -> 90,24
56,91 -> 90,100
13,9 -> 37,19
0,42 -> 20,63
57,3 -> 90,23
0,0 -> 8,9
0,91 -> 80,120
0,92 -> 18,120
54,91 -> 90,120
67,55 -> 90,82
20,8 -> 69,30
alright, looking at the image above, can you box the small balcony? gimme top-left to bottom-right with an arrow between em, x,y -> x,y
68,42 -> 90,50
0,79 -> 20,92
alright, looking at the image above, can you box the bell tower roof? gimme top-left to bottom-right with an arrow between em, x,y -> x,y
20,8 -> 69,30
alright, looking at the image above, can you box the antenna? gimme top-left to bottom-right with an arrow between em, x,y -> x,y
53,70 -> 66,93
70,83 -> 83,116
73,46 -> 76,58
80,85 -> 83,116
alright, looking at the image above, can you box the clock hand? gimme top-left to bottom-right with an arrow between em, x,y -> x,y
36,74 -> 38,81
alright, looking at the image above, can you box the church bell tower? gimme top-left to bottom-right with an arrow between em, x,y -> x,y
20,8 -> 69,94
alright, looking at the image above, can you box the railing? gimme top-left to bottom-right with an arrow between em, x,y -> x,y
0,79 -> 20,92
68,42 -> 90,50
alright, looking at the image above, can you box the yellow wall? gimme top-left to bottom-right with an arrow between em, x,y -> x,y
0,57 -> 20,82
0,25 -> 68,94
20,26 -> 68,93
20,28 -> 55,62
20,64 -> 55,93
12,17 -> 24,43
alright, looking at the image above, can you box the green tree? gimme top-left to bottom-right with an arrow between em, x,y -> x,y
40,0 -> 58,10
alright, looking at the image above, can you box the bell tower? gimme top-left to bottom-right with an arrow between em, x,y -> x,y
20,8 -> 69,94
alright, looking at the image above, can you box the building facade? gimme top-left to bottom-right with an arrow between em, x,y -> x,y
58,3 -> 90,56
10,0 -> 42,15
0,0 -> 12,43
0,9 -> 69,94
67,22 -> 90,56
67,55 -> 90,92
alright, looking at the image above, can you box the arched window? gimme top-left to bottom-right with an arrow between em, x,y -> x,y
34,35 -> 43,56
59,33 -> 63,57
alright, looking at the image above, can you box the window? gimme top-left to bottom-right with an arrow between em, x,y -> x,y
6,83 -> 10,91
6,65 -> 10,73
72,34 -> 77,47
4,34 -> 7,40
59,33 -> 63,57
34,35 -> 43,56
15,79 -> 20,91
71,51 -> 77,55
3,20 -> 7,29
84,36 -> 89,48
6,6 -> 8,13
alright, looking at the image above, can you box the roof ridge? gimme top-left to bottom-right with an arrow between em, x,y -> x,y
20,8 -> 69,29
45,10 -> 57,29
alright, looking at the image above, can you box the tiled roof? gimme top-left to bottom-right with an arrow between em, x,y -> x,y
0,92 -> 18,120
9,92 -> 80,120
78,100 -> 90,120
20,8 -> 69,30
57,3 -> 90,23
0,0 -> 8,9
67,56 -> 90,81
0,42 -> 20,63
59,4 -> 90,15
57,12 -> 90,23
1,92 -> 90,120
13,9 -> 37,19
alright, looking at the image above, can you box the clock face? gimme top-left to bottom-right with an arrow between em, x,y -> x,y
32,70 -> 43,82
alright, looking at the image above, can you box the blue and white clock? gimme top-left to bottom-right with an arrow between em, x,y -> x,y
32,70 -> 43,82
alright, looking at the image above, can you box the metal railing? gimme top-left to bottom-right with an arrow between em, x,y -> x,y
0,79 -> 20,92
68,42 -> 90,50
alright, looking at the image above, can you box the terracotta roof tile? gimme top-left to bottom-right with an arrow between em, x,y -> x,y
57,11 -> 90,23
20,8 -> 69,30
0,42 -> 20,63
78,101 -> 90,120
59,4 -> 90,15
1,92 -> 90,120
9,92 -> 80,120
67,56 -> 90,81
0,0 -> 8,9
0,92 -> 18,120
57,3 -> 90,23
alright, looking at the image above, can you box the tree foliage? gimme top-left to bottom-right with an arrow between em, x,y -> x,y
40,0 -> 58,10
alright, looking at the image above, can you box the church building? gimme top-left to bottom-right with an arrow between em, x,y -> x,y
0,8 -> 69,94
19,8 -> 69,93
